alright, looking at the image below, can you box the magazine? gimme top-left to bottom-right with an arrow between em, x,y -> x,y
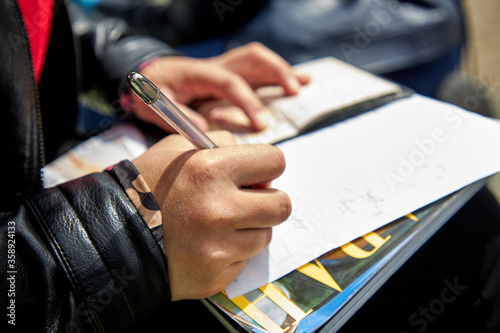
202,180 -> 484,333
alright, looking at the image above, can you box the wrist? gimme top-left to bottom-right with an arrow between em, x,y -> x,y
107,160 -> 162,229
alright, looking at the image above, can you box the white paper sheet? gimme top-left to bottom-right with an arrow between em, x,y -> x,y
224,94 -> 500,298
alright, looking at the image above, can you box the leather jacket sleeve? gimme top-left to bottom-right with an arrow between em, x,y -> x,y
1,170 -> 170,332
69,2 -> 181,103
1,2 -> 174,332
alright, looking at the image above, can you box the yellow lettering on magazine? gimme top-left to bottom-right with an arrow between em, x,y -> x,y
341,231 -> 391,259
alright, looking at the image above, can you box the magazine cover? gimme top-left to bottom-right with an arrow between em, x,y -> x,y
204,181 -> 483,333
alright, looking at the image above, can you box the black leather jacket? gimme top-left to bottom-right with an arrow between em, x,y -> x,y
0,1 -> 178,331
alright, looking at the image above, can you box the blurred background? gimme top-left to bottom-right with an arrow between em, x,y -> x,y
461,0 -> 500,202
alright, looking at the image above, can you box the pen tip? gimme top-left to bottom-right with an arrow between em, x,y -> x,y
127,72 -> 159,104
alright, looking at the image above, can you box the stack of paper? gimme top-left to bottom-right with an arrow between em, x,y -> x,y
225,94 -> 500,298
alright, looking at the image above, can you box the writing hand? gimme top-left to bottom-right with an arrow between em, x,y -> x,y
132,131 -> 291,300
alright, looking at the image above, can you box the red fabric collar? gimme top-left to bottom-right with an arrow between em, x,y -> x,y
17,0 -> 55,84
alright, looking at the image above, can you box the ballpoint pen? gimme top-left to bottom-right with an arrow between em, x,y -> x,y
127,72 -> 218,149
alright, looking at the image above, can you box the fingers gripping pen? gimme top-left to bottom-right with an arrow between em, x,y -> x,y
127,72 -> 218,149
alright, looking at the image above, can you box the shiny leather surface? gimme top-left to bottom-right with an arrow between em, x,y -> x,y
0,1 -> 175,331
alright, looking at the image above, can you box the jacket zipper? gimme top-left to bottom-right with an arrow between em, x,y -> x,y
13,0 -> 47,188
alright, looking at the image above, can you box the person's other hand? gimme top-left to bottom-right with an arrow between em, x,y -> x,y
212,42 -> 310,96
132,131 -> 291,300
129,42 -> 310,133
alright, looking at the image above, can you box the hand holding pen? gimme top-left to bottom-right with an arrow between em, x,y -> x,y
129,73 -> 292,300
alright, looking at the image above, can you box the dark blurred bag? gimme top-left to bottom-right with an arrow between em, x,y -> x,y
225,0 -> 465,75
